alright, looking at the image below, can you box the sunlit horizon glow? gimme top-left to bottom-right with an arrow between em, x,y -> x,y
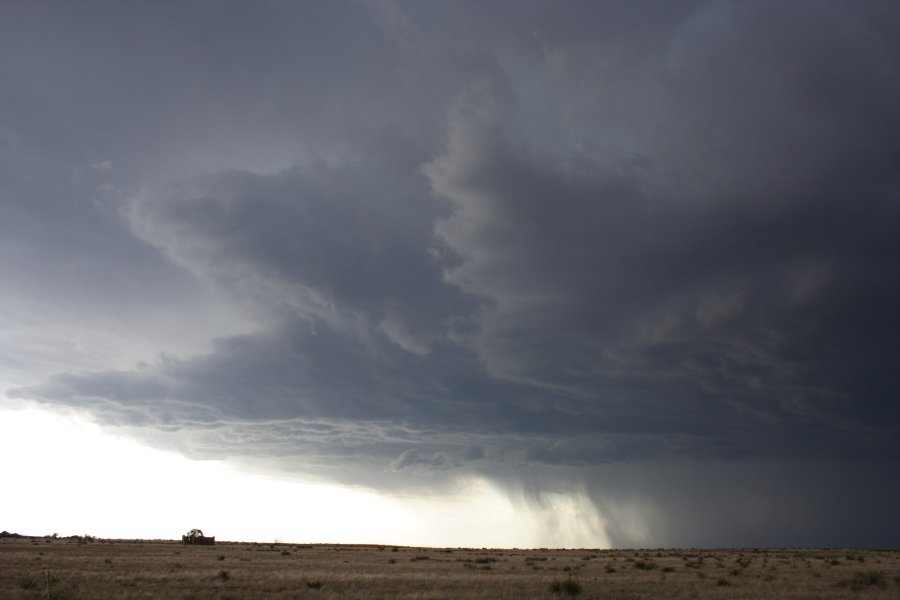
1,405 -> 610,548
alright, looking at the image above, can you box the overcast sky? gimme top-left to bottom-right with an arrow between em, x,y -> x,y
2,0 -> 899,548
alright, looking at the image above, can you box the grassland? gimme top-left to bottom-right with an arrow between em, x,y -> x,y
1,537 -> 898,599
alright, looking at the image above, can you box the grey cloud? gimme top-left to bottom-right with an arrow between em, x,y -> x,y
389,449 -> 447,472
0,1 -> 415,172
124,149 -> 485,354
388,445 -> 487,472
423,3 -> 900,449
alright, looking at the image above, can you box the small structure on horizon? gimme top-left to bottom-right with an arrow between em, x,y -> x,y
182,528 -> 215,545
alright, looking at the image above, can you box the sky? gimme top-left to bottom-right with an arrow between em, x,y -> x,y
1,0 -> 898,549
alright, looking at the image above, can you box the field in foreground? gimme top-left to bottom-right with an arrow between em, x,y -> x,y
1,538 -> 899,599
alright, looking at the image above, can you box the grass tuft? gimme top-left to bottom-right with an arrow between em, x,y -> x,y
549,576 -> 582,596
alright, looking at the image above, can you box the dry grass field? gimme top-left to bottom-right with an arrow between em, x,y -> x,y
1,537 -> 898,599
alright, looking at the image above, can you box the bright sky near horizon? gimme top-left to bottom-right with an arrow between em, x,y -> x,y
1,0 -> 898,549
1,405 -> 609,548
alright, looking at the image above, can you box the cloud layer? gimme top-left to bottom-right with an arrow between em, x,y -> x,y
3,1 -> 899,547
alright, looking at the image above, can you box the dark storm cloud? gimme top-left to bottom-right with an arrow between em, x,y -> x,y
124,151 -> 483,353
425,0 -> 900,441
4,1 -> 900,546
425,67 -> 900,450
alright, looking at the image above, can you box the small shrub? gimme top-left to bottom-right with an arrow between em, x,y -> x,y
19,577 -> 38,590
280,550 -> 290,556
217,555 -> 225,561
549,576 -> 582,596
217,570 -> 229,581
306,580 -> 323,590
848,571 -> 887,591
661,566 -> 675,573
605,565 -> 616,573
389,558 -> 397,564
634,560 -> 656,570
716,578 -> 731,587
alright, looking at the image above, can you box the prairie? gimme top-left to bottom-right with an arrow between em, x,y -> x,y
1,538 -> 898,599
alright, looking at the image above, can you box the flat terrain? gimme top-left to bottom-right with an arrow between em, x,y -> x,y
1,538 -> 898,599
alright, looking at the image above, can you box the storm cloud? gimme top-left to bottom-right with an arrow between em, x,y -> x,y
3,1 -> 899,547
